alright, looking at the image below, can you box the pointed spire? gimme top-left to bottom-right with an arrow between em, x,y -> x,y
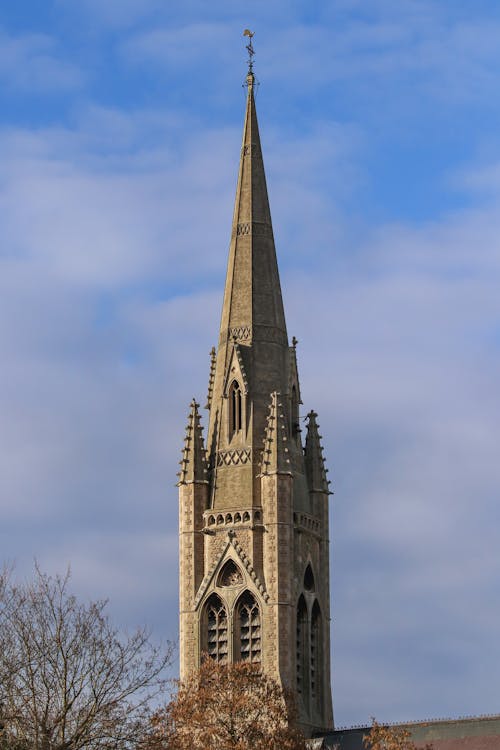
218,61 -> 287,345
177,399 -> 207,484
261,392 -> 292,475
304,411 -> 330,494
205,347 -> 216,410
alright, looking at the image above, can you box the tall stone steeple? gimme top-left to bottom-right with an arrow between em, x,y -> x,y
178,55 -> 334,736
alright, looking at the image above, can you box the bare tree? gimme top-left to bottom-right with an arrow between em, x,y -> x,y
0,566 -> 172,750
143,656 -> 306,750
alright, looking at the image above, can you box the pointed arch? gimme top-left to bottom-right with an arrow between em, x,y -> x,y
296,594 -> 308,700
218,559 -> 244,587
234,590 -> 261,663
311,600 -> 323,710
203,593 -> 228,663
229,379 -> 242,435
304,563 -> 315,592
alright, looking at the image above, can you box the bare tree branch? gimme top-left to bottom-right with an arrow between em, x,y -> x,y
0,566 -> 173,750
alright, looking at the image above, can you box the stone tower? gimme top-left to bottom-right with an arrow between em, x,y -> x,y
178,66 -> 334,736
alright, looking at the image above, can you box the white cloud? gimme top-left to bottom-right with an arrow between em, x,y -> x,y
0,28 -> 83,92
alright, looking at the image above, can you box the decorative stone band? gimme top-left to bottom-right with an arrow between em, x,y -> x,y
193,533 -> 270,610
216,447 -> 252,467
203,507 -> 262,528
234,221 -> 273,238
219,324 -> 288,346
230,325 -> 251,341
294,511 -> 322,537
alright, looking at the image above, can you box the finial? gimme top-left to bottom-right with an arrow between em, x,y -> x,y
243,29 -> 255,81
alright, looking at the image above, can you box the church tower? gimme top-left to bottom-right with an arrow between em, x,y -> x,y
178,58 -> 334,736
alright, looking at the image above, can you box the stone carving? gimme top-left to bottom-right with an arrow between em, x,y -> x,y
217,448 -> 252,466
229,325 -> 251,341
194,536 -> 270,610
235,222 -> 272,238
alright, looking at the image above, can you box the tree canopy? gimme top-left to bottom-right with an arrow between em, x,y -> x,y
364,720 -> 433,750
144,657 -> 307,750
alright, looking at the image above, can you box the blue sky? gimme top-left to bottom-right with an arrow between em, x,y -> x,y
1,0 -> 500,729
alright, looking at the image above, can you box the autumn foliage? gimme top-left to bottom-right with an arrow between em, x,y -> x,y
364,719 -> 433,750
144,657 -> 307,750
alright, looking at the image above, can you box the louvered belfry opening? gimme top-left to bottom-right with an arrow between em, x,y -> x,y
205,594 -> 228,663
311,600 -> 322,708
237,591 -> 261,663
296,594 -> 308,698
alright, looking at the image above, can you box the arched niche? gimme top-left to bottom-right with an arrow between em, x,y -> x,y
304,563 -> 315,592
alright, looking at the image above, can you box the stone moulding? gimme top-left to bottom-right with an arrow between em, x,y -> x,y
193,534 -> 270,610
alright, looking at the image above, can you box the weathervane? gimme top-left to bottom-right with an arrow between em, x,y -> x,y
243,29 -> 255,74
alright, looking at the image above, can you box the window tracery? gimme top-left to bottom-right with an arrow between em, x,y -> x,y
296,594 -> 308,698
218,559 -> 244,587
236,591 -> 261,663
205,594 -> 228,663
311,600 -> 322,707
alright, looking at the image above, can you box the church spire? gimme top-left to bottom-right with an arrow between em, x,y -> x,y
217,57 -> 287,344
178,44 -> 334,734
206,52 -> 291,499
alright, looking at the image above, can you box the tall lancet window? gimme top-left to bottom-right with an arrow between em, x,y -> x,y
229,380 -> 242,435
311,600 -> 322,709
204,594 -> 228,663
236,591 -> 261,663
296,595 -> 308,699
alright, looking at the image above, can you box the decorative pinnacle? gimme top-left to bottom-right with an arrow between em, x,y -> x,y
304,410 -> 331,494
261,391 -> 291,475
243,29 -> 255,80
177,398 -> 207,485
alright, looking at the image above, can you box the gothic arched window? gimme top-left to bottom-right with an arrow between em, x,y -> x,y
296,594 -> 308,699
311,600 -> 322,708
229,380 -> 242,435
235,591 -> 261,663
204,594 -> 228,663
304,564 -> 315,592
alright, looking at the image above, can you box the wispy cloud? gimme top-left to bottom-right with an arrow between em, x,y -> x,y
0,28 -> 83,92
